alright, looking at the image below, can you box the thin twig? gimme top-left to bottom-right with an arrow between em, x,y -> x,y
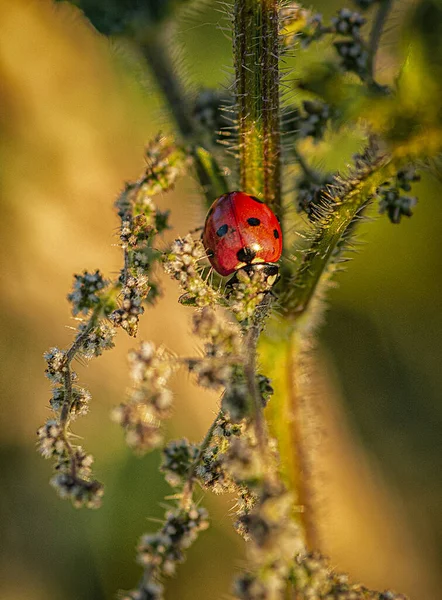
138,27 -> 229,206
180,410 -> 223,509
368,0 -> 394,83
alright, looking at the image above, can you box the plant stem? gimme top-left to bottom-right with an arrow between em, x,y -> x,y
260,323 -> 313,549
234,0 -> 282,215
286,329 -> 318,550
60,308 -> 101,428
137,27 -> 229,207
286,146 -> 390,318
181,410 -> 223,509
245,320 -> 269,464
139,27 -> 194,138
368,0 -> 393,83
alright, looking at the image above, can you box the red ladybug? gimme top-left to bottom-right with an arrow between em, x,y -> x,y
202,191 -> 282,278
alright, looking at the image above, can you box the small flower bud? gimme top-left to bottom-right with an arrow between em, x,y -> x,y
67,270 -> 107,316
160,439 -> 199,487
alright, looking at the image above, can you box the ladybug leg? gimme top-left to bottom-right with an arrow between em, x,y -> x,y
189,225 -> 204,237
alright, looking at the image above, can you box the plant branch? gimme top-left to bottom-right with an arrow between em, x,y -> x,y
60,304 -> 104,428
234,0 -> 282,215
283,144 -> 391,319
137,27 -> 229,207
286,329 -> 318,550
368,0 -> 394,83
181,410 -> 223,509
245,321 -> 268,464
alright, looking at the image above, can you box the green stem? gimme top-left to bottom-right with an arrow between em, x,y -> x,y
234,0 -> 282,215
285,330 -> 318,550
260,322 -> 312,549
286,146 -> 390,318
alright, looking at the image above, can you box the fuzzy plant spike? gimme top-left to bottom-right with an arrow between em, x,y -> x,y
38,0 -> 442,598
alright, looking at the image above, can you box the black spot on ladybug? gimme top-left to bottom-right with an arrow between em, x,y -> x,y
216,224 -> 228,237
206,249 -> 215,258
250,195 -> 264,204
237,246 -> 256,263
247,217 -> 261,226
273,229 -> 280,239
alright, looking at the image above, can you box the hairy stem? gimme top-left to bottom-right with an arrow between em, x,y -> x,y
181,410 -> 223,509
234,0 -> 282,214
260,323 -> 312,549
286,146 -> 390,318
60,306 -> 102,428
138,27 -> 229,206
245,321 -> 269,464
286,330 -> 318,550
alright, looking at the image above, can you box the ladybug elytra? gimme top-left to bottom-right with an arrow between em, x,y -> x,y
202,191 -> 282,280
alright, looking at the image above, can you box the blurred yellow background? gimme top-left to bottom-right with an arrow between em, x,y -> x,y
1,1 -> 441,599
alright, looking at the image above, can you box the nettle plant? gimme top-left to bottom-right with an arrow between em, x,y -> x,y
38,0 -> 442,598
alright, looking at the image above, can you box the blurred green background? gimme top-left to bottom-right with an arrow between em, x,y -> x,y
1,0 -> 441,598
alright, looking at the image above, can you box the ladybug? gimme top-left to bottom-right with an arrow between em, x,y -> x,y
202,191 -> 282,281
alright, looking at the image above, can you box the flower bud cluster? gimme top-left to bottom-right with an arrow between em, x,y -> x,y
377,167 -> 420,224
37,421 -> 103,508
115,136 -> 185,221
193,306 -> 242,357
296,174 -> 335,217
137,503 -> 209,579
50,386 -> 91,419
77,321 -> 116,359
196,414 -> 243,494
290,552 -> 408,600
334,39 -> 369,79
44,347 -> 70,384
234,483 -> 303,600
298,8 -> 371,82
51,470 -> 104,509
187,307 -> 242,390
222,368 -> 272,423
331,8 -> 365,36
112,136 -> 181,336
298,100 -> 332,141
112,341 -> 176,453
142,135 -> 187,199
67,270 -> 107,316
37,420 -> 65,459
164,235 -> 218,307
228,269 -> 276,322
120,581 -> 164,600
160,439 -> 199,487
41,325 -> 109,506
110,271 -> 150,337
